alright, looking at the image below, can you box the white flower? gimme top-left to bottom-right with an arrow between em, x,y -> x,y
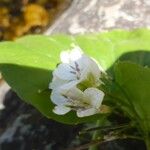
51,85 -> 105,117
49,46 -> 102,90
49,45 -> 105,117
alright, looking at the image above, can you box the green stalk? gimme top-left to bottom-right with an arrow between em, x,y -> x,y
89,119 -> 104,150
145,136 -> 150,150
89,130 -> 100,150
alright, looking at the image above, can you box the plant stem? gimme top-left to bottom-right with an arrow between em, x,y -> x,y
145,136 -> 150,150
83,123 -> 130,133
71,134 -> 143,150
89,120 -> 103,150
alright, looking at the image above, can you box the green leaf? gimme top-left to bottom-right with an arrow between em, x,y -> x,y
114,62 -> 150,133
0,29 -> 150,124
0,40 -> 103,124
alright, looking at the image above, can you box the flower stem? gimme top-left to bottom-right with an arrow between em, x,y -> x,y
145,136 -> 150,150
89,119 -> 104,150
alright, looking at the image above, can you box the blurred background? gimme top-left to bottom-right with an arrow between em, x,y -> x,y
0,0 -> 71,40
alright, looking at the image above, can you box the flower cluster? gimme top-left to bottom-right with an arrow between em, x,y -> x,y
49,46 -> 105,117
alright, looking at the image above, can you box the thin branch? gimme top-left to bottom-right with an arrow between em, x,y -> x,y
67,135 -> 143,150
80,123 -> 131,134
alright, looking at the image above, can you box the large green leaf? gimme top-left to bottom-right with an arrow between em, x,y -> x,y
0,40 -> 101,124
0,29 -> 150,124
114,62 -> 150,134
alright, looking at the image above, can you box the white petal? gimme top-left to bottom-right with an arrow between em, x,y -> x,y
60,46 -> 83,63
77,108 -> 98,117
51,90 -> 69,106
74,55 -> 87,69
65,87 -> 85,102
59,85 -> 86,107
49,76 -> 67,89
50,82 -> 80,106
84,88 -> 104,109
84,56 -> 101,79
60,51 -> 70,63
88,60 -> 101,79
54,63 -> 76,80
76,55 -> 101,86
83,56 -> 100,74
60,80 -> 79,91
69,46 -> 83,62
53,106 -> 71,115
